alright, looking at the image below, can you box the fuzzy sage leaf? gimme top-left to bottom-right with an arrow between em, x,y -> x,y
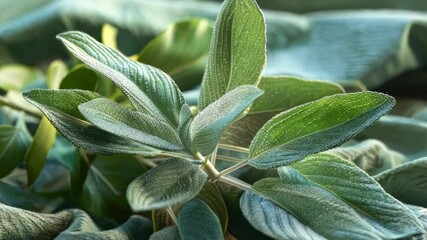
253,153 -> 425,239
191,85 -> 263,155
198,0 -> 266,110
249,91 -> 395,169
23,89 -> 160,155
126,159 -> 207,211
79,98 -> 184,151
57,31 -> 185,127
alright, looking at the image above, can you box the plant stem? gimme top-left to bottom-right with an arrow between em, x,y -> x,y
216,155 -> 244,163
218,159 -> 249,177
134,155 -> 157,168
210,145 -> 218,166
0,96 -> 41,118
158,152 -> 195,161
218,143 -> 249,153
218,175 -> 252,191
167,206 -> 178,225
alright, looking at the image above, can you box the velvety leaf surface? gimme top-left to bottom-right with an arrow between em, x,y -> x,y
240,191 -> 324,240
0,203 -> 152,240
249,92 -> 395,169
138,18 -> 212,91
221,76 -> 344,147
127,159 -> 207,211
198,0 -> 266,110
23,89 -> 160,155
191,85 -> 263,155
149,226 -> 181,240
327,139 -> 406,175
79,98 -> 184,150
253,154 -> 424,239
57,31 -> 185,127
178,198 -> 224,240
375,157 -> 427,208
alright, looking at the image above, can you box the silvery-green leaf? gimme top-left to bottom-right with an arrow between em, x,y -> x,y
127,159 -> 207,211
327,139 -> 406,175
249,92 -> 395,169
138,18 -> 212,91
191,85 -> 263,155
149,226 -> 180,240
222,76 -> 344,147
177,104 -> 193,150
253,153 -> 425,239
23,89 -> 160,155
57,31 -> 185,127
198,0 -> 266,110
79,98 -> 184,151
375,157 -> 427,208
240,191 -> 324,240
178,198 -> 224,240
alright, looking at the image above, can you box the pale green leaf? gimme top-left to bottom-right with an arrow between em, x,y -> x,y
375,157 -> 427,208
191,85 -> 263,155
23,89 -> 160,155
79,98 -> 184,151
0,64 -> 42,91
253,153 -> 425,239
57,31 -> 185,127
101,23 -> 118,49
25,60 -> 68,186
196,181 -> 228,232
0,117 -> 31,178
327,139 -> 406,175
240,191 -> 324,240
138,18 -> 212,91
178,198 -> 224,240
249,92 -> 395,169
222,76 -> 344,147
198,0 -> 266,110
127,159 -> 207,211
149,226 -> 180,240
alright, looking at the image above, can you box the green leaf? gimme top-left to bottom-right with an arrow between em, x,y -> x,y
0,181 -> 51,212
0,118 -> 31,178
79,98 -> 184,151
78,154 -> 147,222
149,226 -> 180,240
25,60 -> 68,186
138,18 -> 212,91
57,31 -> 185,127
127,159 -> 207,211
191,85 -> 263,155
0,64 -> 42,91
23,89 -> 160,155
177,104 -> 193,150
198,0 -> 266,110
327,139 -> 406,175
196,181 -> 228,232
249,92 -> 395,169
253,153 -> 425,239
375,157 -> 427,208
178,198 -> 224,240
60,64 -> 98,91
222,76 -> 344,147
240,191 -> 323,240
101,23 -> 118,49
